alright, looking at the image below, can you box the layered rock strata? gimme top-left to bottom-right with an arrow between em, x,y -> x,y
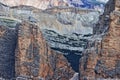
0,3 -> 100,55
0,0 -> 120,80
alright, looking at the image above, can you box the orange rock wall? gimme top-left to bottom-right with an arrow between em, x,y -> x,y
15,21 -> 75,80
79,0 -> 120,79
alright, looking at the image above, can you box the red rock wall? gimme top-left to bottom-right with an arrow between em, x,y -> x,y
79,0 -> 120,79
15,21 -> 75,80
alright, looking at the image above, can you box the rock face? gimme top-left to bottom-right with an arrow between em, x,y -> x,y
15,21 -> 75,80
0,20 -> 76,79
0,3 -> 100,79
0,4 -> 99,55
0,0 -> 120,80
79,0 -> 120,79
0,25 -> 17,79
41,11 -> 100,55
93,0 -> 115,34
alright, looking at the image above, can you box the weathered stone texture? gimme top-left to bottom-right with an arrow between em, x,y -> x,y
79,0 -> 120,79
15,21 -> 75,80
93,0 -> 115,34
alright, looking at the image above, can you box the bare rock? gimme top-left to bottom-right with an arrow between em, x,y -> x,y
15,21 -> 75,80
79,0 -> 120,79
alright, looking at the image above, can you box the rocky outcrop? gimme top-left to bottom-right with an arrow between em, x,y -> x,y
15,21 -> 75,80
0,20 -> 76,79
79,0 -> 120,79
0,17 -> 77,80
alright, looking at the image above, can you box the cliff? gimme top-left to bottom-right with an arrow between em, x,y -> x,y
15,21 -> 75,80
0,2 -> 99,79
79,0 -> 120,79
0,20 -> 76,79
0,0 -> 120,80
0,3 -> 101,55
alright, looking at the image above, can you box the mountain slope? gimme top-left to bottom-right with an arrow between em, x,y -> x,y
0,0 -> 108,11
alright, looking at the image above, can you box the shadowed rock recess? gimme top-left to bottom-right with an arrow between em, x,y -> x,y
0,25 -> 17,79
0,0 -> 120,80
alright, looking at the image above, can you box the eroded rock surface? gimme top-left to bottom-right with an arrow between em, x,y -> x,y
15,21 -> 75,80
79,0 -> 120,79
0,3 -> 100,55
0,0 -> 120,80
